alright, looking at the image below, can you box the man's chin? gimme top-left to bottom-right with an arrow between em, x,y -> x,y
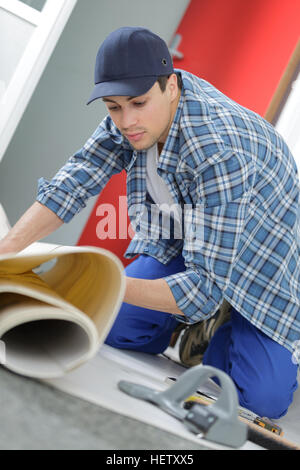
129,139 -> 157,152
122,132 -> 157,151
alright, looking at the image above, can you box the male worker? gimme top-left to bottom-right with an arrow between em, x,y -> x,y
0,27 -> 299,419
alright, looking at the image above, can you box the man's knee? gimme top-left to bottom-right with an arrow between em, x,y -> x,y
105,328 -> 172,354
104,307 -> 178,354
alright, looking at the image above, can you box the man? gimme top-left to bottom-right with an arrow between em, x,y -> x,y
0,27 -> 299,419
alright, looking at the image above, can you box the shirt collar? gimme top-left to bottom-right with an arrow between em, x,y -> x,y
155,84 -> 185,173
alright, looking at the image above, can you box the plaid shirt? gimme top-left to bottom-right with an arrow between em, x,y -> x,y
37,69 -> 300,354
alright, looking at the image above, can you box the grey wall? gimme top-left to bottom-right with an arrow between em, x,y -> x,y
0,0 -> 190,245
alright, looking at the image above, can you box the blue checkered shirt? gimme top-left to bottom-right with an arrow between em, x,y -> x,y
37,69 -> 300,354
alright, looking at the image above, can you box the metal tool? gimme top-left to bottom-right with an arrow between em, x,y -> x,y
118,365 -> 247,448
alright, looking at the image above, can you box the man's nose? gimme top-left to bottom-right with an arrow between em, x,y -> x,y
121,109 -> 138,131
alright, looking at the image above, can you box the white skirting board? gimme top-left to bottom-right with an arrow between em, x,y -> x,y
43,344 -> 268,450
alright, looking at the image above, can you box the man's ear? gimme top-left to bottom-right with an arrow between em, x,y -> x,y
167,73 -> 179,100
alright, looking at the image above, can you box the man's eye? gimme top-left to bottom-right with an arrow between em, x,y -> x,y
108,107 -> 119,111
134,101 -> 146,107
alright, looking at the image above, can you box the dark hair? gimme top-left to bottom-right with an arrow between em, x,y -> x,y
157,72 -> 183,92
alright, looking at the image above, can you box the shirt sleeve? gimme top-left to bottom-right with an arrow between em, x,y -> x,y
36,116 -> 126,222
163,149 -> 255,323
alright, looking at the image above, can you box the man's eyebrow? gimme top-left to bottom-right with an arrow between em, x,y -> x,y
102,96 -> 139,104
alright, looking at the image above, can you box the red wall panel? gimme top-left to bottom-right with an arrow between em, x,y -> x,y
77,170 -> 136,267
174,0 -> 300,116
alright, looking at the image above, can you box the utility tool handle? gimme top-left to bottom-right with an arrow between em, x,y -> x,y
160,365 -> 248,448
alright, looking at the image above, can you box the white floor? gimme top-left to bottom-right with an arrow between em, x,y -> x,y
42,344 -> 289,450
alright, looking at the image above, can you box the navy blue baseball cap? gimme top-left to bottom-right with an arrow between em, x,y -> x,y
87,27 -> 174,104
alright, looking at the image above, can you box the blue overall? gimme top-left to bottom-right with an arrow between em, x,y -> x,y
105,253 -> 299,419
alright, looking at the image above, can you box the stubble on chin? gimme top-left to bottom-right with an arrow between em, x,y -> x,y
129,135 -> 158,152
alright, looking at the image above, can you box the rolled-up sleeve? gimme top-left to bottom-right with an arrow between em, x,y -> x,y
163,149 -> 255,323
36,116 -> 125,222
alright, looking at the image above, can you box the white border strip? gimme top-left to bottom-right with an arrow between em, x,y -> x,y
0,0 -> 41,25
0,0 -> 77,161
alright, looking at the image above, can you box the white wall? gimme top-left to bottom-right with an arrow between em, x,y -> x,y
0,0 -> 190,245
275,71 -> 300,172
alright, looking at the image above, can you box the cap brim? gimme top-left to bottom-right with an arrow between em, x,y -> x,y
86,76 -> 158,104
